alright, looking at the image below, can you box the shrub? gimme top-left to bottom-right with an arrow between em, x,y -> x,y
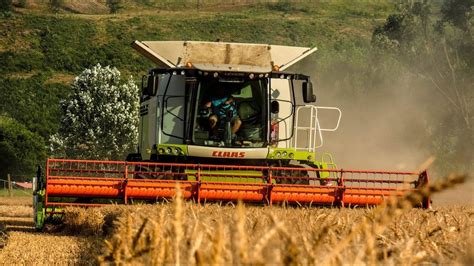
51,64 -> 139,160
106,0 -> 123,14
16,0 -> 28,8
0,116 -> 46,179
0,0 -> 12,12
48,0 -> 63,12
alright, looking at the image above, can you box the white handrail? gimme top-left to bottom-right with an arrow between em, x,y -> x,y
293,105 -> 342,152
315,106 -> 342,132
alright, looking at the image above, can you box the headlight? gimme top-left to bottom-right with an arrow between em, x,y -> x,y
275,152 -> 281,158
289,153 -> 294,159
174,148 -> 181,155
282,151 -> 287,157
159,148 -> 165,154
166,147 -> 172,154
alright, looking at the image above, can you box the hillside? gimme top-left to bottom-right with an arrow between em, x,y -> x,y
0,0 -> 472,180
1,0 -> 394,80
0,0 -> 394,173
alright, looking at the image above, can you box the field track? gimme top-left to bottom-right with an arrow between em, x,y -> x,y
0,197 -> 100,264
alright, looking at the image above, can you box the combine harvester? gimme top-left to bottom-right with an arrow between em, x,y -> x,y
33,41 -> 430,229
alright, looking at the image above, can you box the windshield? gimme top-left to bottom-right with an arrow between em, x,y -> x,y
193,78 -> 267,147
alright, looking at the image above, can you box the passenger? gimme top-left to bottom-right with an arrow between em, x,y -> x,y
204,86 -> 242,141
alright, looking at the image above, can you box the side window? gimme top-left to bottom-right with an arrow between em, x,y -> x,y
232,84 -> 252,99
270,78 -> 294,143
162,75 -> 186,141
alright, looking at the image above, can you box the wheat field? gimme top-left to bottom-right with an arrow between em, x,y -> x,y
69,202 -> 473,265
0,179 -> 473,265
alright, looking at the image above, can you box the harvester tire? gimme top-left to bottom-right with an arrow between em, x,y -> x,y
134,164 -> 160,179
274,164 -> 310,185
134,164 -> 177,180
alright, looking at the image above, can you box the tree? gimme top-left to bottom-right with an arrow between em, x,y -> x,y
372,2 -> 473,174
441,0 -> 473,32
0,116 -> 46,179
51,64 -> 139,160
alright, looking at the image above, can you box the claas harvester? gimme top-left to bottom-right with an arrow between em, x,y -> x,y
33,41 -> 430,229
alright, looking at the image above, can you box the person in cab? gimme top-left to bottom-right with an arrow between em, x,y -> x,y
204,86 -> 242,142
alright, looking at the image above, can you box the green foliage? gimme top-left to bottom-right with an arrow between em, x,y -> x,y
372,2 -> 432,61
48,0 -> 64,12
0,50 -> 44,74
372,1 -> 474,174
0,15 -> 154,74
17,0 -> 28,8
0,74 -> 69,140
0,0 -> 11,11
441,0 -> 473,31
0,2 -> 390,75
0,116 -> 46,179
106,0 -> 123,14
52,64 -> 139,160
0,189 -> 31,196
266,0 -> 308,13
34,16 -> 98,72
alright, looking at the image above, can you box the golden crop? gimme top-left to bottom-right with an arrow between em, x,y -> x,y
86,203 -> 472,265
0,175 -> 472,265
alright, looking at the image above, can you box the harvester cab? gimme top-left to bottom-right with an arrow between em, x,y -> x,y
33,41 -> 430,230
129,40 -> 342,169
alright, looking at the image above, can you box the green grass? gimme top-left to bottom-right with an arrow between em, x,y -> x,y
0,189 -> 32,197
0,0 -> 397,177
0,1 -> 395,78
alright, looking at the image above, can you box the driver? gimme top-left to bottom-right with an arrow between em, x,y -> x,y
204,86 -> 242,140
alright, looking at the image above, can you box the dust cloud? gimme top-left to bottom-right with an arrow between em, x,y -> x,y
315,74 -> 433,171
291,58 -> 461,175
289,59 -> 474,205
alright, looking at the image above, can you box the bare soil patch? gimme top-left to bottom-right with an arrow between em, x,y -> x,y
0,196 -> 102,264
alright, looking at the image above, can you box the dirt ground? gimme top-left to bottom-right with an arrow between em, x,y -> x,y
0,197 -> 101,264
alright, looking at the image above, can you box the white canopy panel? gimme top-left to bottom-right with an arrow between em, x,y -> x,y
132,40 -> 317,72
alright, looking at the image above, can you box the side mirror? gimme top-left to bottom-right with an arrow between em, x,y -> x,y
303,81 -> 316,103
271,101 -> 279,114
146,75 -> 156,95
142,74 -> 156,96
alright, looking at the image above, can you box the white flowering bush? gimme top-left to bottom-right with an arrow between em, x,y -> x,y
51,64 -> 139,160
